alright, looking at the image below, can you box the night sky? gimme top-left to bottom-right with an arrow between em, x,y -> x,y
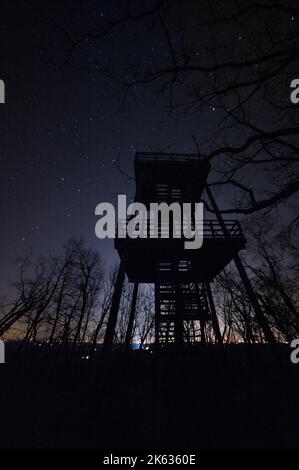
0,1 -> 296,293
0,1 -> 209,291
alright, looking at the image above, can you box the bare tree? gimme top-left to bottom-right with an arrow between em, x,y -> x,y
46,1 -> 299,223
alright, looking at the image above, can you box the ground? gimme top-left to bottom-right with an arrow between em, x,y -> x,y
0,343 -> 298,449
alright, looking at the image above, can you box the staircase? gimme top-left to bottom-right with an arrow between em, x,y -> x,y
155,281 -> 211,347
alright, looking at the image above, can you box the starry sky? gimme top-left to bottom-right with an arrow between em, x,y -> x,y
0,1 -> 217,291
0,0 -> 296,293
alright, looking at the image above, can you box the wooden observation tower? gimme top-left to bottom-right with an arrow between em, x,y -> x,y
103,152 -> 276,350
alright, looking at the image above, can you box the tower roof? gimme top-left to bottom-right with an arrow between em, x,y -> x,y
134,152 -> 210,204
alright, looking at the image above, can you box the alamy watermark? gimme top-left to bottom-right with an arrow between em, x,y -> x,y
0,340 -> 5,364
0,80 -> 5,103
290,339 -> 299,364
95,195 -> 204,249
290,79 -> 299,104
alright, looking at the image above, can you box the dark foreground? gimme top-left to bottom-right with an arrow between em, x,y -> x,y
0,343 -> 298,449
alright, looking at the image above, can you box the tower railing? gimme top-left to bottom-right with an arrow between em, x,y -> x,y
135,152 -> 205,163
116,219 -> 243,240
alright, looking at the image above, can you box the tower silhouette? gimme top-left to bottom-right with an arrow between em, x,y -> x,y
103,152 -> 276,350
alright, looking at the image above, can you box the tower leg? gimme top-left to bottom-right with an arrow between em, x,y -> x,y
205,184 -> 276,345
154,284 -> 160,348
195,283 -> 206,344
124,283 -> 139,351
199,318 -> 206,344
103,259 -> 126,352
205,282 -> 223,344
175,283 -> 184,348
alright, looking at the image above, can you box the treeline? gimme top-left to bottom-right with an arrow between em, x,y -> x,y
214,226 -> 299,343
0,227 -> 298,350
0,238 -> 154,352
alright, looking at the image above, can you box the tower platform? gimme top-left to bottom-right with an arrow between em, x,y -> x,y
115,219 -> 246,283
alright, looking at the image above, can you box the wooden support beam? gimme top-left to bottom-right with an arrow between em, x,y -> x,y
205,184 -> 276,345
103,259 -> 126,352
205,282 -> 223,345
124,282 -> 139,351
